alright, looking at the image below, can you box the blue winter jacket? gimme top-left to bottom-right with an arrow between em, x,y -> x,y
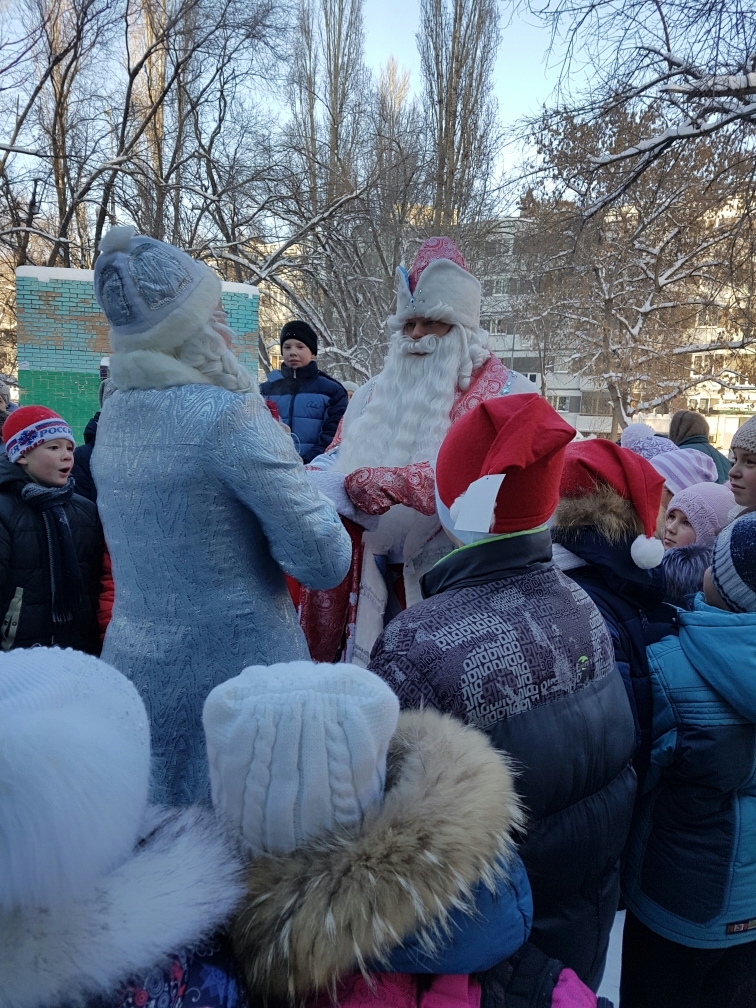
260,362 -> 348,463
623,596 -> 756,948
551,528 -> 677,788
379,855 -> 533,974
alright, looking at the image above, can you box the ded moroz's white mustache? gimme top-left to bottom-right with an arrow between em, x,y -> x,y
396,334 -> 440,355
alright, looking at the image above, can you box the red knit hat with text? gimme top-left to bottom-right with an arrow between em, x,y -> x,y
436,393 -> 575,535
560,439 -> 665,568
1,406 -> 75,464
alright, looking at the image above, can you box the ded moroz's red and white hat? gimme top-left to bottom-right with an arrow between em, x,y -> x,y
1,406 -> 75,464
435,393 -> 576,542
390,236 -> 482,331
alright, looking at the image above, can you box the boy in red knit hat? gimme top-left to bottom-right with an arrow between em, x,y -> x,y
0,406 -> 102,652
369,394 -> 637,993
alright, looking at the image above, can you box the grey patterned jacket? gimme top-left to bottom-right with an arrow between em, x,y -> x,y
93,384 -> 351,806
369,530 -> 637,991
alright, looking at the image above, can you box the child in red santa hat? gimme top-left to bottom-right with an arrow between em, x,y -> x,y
550,439 -> 677,789
0,406 -> 103,653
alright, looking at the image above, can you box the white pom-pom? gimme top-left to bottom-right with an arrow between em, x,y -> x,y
99,224 -> 136,254
630,534 -> 664,569
620,423 -> 657,448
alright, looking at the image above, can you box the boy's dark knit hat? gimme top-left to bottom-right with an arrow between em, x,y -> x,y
280,320 -> 317,356
711,512 -> 756,612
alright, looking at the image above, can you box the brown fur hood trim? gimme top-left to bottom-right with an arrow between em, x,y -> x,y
552,482 -> 644,544
231,709 -> 524,1002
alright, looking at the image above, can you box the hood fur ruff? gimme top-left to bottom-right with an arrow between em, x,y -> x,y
553,483 -> 644,544
0,807 -> 244,1008
232,709 -> 524,1002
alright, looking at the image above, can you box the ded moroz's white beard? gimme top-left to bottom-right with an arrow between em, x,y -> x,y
335,323 -> 490,473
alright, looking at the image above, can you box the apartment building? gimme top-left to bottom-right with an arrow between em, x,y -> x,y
479,220 -> 756,446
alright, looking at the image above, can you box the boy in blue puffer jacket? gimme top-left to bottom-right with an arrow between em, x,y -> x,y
622,512 -> 756,1008
260,321 -> 348,463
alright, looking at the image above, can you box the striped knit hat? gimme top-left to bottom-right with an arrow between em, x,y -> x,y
650,448 -> 717,496
1,406 -> 75,464
711,513 -> 756,612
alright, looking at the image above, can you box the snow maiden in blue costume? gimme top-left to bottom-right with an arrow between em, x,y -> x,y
91,226 -> 351,805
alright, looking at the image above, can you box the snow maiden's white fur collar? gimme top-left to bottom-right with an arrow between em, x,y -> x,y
109,349 -> 215,390
1,807 -> 244,1008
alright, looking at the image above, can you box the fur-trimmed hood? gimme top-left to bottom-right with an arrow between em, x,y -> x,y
232,709 -> 524,1002
0,806 -> 244,1008
552,483 -> 644,543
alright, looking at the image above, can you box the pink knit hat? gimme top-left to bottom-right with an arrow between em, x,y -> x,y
650,448 -> 717,495
666,482 -> 736,546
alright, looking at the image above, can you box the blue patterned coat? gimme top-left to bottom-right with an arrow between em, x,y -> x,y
92,385 -> 351,805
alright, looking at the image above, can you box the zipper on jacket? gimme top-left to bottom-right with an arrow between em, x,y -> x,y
288,369 -> 299,428
1,586 -> 23,651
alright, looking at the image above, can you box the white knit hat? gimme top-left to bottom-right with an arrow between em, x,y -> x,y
732,416 -> 756,454
0,648 -> 150,909
203,661 -> 400,856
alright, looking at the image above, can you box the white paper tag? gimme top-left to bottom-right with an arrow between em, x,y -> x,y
453,474 -> 506,533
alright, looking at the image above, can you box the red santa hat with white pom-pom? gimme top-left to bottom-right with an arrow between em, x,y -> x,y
559,439 -> 665,569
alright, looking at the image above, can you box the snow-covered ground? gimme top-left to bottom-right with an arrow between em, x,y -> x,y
597,911 -> 625,1006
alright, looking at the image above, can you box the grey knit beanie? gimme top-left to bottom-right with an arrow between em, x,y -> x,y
731,417 -> 756,455
711,512 -> 756,612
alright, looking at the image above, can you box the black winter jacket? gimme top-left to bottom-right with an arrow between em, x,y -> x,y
369,531 -> 637,991
259,361 -> 347,462
0,453 -> 103,653
71,412 -> 100,502
551,528 -> 677,788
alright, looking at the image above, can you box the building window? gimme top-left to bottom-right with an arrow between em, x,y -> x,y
549,395 -> 581,413
697,306 -> 720,328
512,356 -> 541,373
580,391 -> 613,416
528,373 -> 538,383
485,236 -> 513,257
492,278 -> 506,296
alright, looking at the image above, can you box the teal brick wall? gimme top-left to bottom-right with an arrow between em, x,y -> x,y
15,267 -> 258,442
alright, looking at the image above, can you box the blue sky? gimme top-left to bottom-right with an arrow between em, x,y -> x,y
362,0 -> 563,126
